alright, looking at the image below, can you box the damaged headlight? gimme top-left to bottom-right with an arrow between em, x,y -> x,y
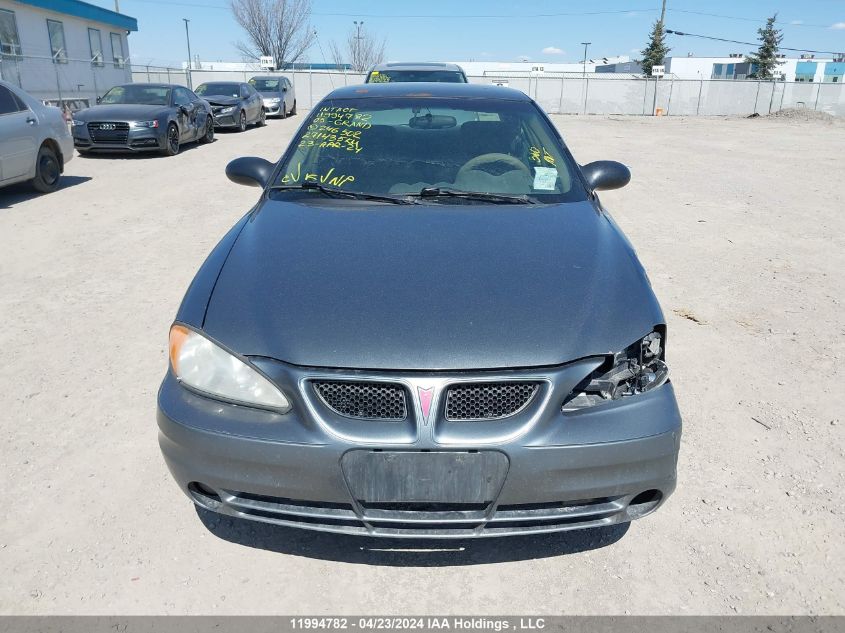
562,330 -> 670,412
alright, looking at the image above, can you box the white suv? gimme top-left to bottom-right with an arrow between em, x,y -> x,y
0,81 -> 73,193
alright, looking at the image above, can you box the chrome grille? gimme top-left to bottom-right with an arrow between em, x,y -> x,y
445,382 -> 540,421
313,381 -> 407,420
88,121 -> 129,144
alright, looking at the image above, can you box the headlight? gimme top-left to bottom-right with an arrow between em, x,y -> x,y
130,120 -> 159,129
562,330 -> 669,412
168,324 -> 291,412
266,97 -> 280,103
71,119 -> 85,127
218,106 -> 236,114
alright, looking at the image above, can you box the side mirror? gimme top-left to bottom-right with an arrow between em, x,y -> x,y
95,96 -> 101,104
226,156 -> 275,188
580,161 -> 631,191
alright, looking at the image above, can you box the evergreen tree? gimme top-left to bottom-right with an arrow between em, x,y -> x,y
746,14 -> 783,79
640,19 -> 670,77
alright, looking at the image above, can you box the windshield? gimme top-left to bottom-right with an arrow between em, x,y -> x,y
100,85 -> 170,106
249,78 -> 281,91
195,83 -> 240,98
368,70 -> 466,83
274,97 -> 586,203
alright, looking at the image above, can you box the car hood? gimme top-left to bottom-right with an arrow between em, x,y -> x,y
258,91 -> 281,99
202,199 -> 664,370
203,96 -> 240,106
73,104 -> 168,121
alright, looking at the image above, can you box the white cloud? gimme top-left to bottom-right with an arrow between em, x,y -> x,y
789,20 -> 803,25
542,46 -> 565,55
831,22 -> 845,29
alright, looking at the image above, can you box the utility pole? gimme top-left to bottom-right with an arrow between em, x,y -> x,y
114,0 -> 120,12
182,18 -> 193,89
354,20 -> 364,72
659,0 -> 667,25
581,42 -> 591,77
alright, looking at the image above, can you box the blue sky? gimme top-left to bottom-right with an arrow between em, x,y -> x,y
91,0 -> 845,67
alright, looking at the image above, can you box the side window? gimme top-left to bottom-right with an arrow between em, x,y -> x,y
187,89 -> 201,102
88,28 -> 103,66
0,85 -> 22,115
110,32 -> 125,68
0,9 -> 22,56
47,19 -> 67,63
173,88 -> 191,106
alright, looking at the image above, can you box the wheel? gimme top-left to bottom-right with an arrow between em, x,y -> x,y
30,144 -> 61,193
257,107 -> 266,127
199,116 -> 214,143
162,123 -> 180,156
238,111 -> 247,132
290,100 -> 297,116
280,102 -> 287,119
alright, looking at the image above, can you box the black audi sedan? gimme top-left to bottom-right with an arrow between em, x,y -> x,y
194,81 -> 265,131
158,83 -> 681,538
71,83 -> 214,156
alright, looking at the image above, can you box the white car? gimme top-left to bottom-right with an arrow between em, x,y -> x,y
0,80 -> 73,193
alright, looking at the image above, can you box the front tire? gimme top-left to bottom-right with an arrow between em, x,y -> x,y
30,144 -> 61,193
199,117 -> 214,144
291,100 -> 297,115
280,102 -> 287,119
237,111 -> 247,132
162,123 -> 180,156
257,107 -> 266,127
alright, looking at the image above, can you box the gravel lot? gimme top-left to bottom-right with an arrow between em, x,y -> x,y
0,112 -> 842,615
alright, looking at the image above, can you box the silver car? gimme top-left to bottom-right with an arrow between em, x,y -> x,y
248,76 -> 297,118
0,81 -> 73,193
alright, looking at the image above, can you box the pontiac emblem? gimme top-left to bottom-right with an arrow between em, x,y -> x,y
417,386 -> 434,425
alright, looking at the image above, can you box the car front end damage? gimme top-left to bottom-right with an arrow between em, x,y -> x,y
158,326 -> 680,538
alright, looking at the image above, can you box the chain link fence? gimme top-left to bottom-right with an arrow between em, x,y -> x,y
5,57 -> 841,118
0,53 -> 133,112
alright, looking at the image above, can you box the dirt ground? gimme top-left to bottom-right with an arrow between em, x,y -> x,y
0,112 -> 842,615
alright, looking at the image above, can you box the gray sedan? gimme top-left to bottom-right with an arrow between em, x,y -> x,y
248,76 -> 297,118
0,80 -> 73,193
158,82 -> 681,539
71,83 -> 214,156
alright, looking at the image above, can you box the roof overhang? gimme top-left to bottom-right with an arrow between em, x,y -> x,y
14,0 -> 138,31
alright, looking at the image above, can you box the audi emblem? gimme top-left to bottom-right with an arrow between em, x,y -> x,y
99,123 -> 116,130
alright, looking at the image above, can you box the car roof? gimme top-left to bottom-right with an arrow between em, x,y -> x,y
112,83 -> 179,90
370,62 -> 465,73
324,82 -> 531,102
250,75 -> 287,79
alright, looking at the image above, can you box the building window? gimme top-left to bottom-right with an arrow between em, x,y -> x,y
110,32 -> 125,68
47,19 -> 67,63
88,28 -> 103,66
0,9 -> 22,57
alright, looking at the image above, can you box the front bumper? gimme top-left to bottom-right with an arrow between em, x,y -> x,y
158,358 -> 681,538
211,110 -> 240,127
73,125 -> 165,152
263,101 -> 282,115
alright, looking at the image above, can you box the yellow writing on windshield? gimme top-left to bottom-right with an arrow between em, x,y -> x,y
297,106 -> 373,154
281,162 -> 355,188
529,146 -> 556,166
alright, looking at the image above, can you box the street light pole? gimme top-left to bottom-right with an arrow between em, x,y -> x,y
581,42 -> 591,77
182,18 -> 193,89
354,20 -> 364,72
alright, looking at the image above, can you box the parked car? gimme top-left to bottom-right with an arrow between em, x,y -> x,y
71,83 -> 214,156
158,82 -> 681,538
248,76 -> 296,118
365,62 -> 468,83
0,80 -> 73,193
194,82 -> 265,131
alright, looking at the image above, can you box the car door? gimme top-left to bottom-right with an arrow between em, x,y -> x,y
187,88 -> 206,139
240,84 -> 256,122
283,78 -> 293,112
172,87 -> 195,141
0,85 -> 38,183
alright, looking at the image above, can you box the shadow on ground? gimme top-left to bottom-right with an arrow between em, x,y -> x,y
0,175 -> 92,209
196,506 -> 629,566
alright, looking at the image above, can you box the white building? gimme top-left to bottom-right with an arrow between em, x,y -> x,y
0,0 -> 137,107
451,57 -> 631,76
664,55 -> 843,82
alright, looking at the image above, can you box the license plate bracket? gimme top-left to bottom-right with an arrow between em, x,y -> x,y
341,450 -> 509,505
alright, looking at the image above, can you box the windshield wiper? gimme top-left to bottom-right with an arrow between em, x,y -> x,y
414,187 -> 539,204
268,183 -> 417,205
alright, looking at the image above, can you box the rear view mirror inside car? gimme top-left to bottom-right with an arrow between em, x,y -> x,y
409,114 -> 457,129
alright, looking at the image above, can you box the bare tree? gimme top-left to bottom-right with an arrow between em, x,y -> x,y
230,0 -> 314,67
329,24 -> 386,72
